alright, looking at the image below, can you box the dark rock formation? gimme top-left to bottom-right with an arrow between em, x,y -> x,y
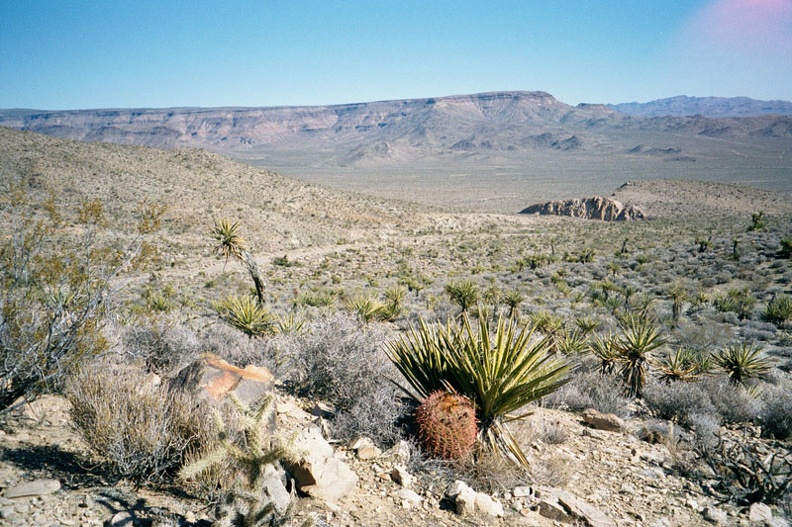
520,196 -> 645,221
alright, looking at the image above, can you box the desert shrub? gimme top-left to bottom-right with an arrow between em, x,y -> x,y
715,288 -> 756,320
279,313 -> 395,412
615,314 -> 668,397
760,386 -> 792,440
66,362 -> 213,483
0,199 -> 128,417
543,370 -> 628,416
344,292 -> 386,323
779,235 -> 792,259
700,376 -> 762,424
642,380 -> 717,427
331,385 -> 410,448
121,317 -> 201,375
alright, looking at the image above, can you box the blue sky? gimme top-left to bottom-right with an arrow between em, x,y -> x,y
1,0 -> 791,110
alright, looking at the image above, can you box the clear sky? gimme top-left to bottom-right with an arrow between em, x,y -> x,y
1,0 -> 791,110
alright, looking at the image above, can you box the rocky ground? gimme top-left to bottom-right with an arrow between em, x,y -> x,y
1,390 -> 789,527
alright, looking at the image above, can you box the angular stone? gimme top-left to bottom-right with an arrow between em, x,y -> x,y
285,426 -> 357,502
393,488 -> 422,508
390,465 -> 413,488
446,480 -> 476,516
350,436 -> 382,460
557,491 -> 618,527
748,502 -> 773,522
474,493 -> 505,517
538,499 -> 572,522
4,479 -> 61,499
261,464 -> 292,516
512,485 -> 533,498
581,408 -> 625,432
383,440 -> 411,464
703,506 -> 729,524
170,354 -> 274,406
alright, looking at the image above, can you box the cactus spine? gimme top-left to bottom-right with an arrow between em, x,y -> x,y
415,390 -> 478,460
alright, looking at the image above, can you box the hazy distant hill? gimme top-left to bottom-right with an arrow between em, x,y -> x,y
609,95 -> 792,118
2,91 -> 791,211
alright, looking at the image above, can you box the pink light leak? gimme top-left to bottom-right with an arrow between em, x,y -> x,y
693,0 -> 792,50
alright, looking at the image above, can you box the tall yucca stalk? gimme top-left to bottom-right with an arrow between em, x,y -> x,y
210,218 -> 266,306
385,311 -> 572,465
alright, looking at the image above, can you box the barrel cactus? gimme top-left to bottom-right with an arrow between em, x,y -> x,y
415,390 -> 478,460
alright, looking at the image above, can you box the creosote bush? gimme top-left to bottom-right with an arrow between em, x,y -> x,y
67,362 -> 213,483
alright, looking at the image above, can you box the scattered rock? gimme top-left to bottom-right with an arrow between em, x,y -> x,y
285,426 -> 358,502
581,408 -> 625,432
535,486 -> 617,527
748,502 -> 773,523
350,436 -> 382,460
521,196 -> 645,221
170,354 -> 274,406
474,492 -> 505,517
393,488 -> 422,508
702,506 -> 729,524
4,479 -> 61,499
390,465 -> 413,488
445,480 -> 504,517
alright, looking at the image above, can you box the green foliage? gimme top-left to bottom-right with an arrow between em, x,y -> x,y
715,288 -> 756,320
713,343 -> 773,385
503,290 -> 523,318
615,314 -> 667,398
748,211 -> 766,232
211,218 -> 246,263
136,201 -> 168,235
445,279 -> 480,313
588,334 -> 619,375
415,391 -> 478,460
780,235 -> 792,259
76,197 -> 107,226
763,293 -> 792,327
655,348 -> 700,383
385,312 -> 571,465
0,201 -> 127,416
345,292 -> 386,323
180,394 -> 299,526
214,295 -> 274,337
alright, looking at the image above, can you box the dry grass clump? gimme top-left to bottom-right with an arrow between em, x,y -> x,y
760,385 -> 792,440
66,362 -> 214,484
121,317 -> 202,375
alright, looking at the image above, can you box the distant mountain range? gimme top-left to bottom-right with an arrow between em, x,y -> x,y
1,91 -> 790,212
608,95 -> 792,118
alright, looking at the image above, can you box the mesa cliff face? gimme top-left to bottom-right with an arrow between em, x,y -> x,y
520,197 -> 645,221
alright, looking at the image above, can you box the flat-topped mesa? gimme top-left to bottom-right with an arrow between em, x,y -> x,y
520,196 -> 645,221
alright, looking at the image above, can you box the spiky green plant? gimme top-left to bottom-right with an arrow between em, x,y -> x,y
415,391 -> 478,460
385,312 -> 571,465
180,394 -> 299,527
445,279 -> 480,314
211,218 -> 246,264
588,333 -> 619,375
215,295 -> 274,337
763,293 -> 792,327
655,348 -> 699,383
503,290 -> 523,319
344,292 -> 386,323
210,219 -> 266,306
780,235 -> 792,259
615,314 -> 667,398
713,343 -> 773,385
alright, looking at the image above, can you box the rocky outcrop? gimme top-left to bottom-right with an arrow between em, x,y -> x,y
520,196 -> 645,221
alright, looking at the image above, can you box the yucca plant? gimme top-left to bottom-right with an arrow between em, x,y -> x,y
780,235 -> 792,259
763,293 -> 792,328
713,343 -> 773,385
503,290 -> 523,319
588,333 -> 619,375
344,292 -> 386,323
655,348 -> 699,383
214,295 -> 274,337
210,218 -> 266,306
445,279 -> 480,314
385,312 -> 572,465
615,314 -> 667,398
